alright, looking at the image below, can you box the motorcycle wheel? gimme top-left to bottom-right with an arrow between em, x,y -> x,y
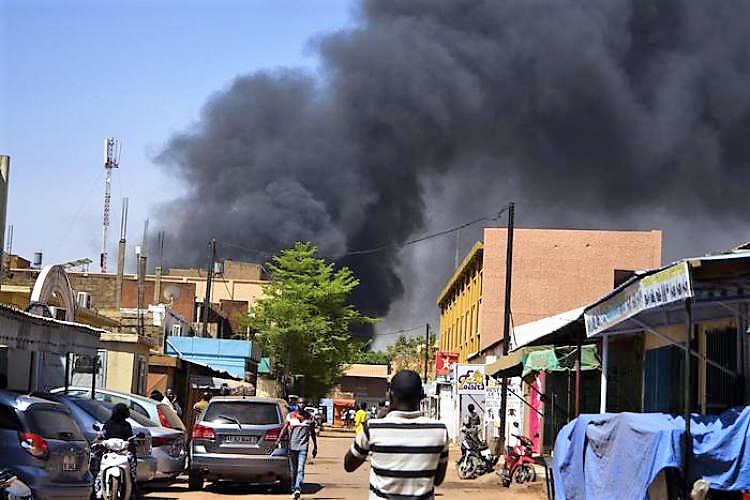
513,464 -> 536,484
105,475 -> 119,500
456,457 -> 476,480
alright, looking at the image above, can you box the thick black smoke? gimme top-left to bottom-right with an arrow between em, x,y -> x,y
155,0 -> 750,324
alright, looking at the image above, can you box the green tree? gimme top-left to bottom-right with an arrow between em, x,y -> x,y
386,334 -> 437,378
245,242 -> 375,399
348,349 -> 389,365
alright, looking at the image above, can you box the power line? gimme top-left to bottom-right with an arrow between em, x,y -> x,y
374,325 -> 426,337
220,204 -> 512,262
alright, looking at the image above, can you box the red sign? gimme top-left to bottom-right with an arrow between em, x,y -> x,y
435,352 -> 459,376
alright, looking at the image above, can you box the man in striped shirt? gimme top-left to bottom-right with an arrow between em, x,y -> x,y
344,370 -> 449,500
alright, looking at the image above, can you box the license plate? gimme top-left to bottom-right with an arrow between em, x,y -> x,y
62,454 -> 79,472
223,435 -> 257,444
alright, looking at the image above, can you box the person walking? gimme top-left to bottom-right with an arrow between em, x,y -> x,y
278,398 -> 318,499
344,370 -> 449,500
163,388 -> 182,417
354,402 -> 368,435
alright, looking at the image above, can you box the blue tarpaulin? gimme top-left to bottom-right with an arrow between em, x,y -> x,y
554,407 -> 750,499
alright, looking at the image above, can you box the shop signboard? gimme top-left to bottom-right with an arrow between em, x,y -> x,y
455,364 -> 486,394
485,385 -> 502,422
435,351 -> 459,380
585,261 -> 693,337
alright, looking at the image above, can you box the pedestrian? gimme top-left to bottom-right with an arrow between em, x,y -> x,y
376,400 -> 388,418
344,370 -> 449,500
94,403 -> 137,499
193,391 -> 211,422
149,389 -> 164,402
163,388 -> 182,417
278,398 -> 318,499
346,407 -> 356,429
354,402 -> 368,435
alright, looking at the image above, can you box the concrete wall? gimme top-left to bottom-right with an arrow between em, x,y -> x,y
479,228 -> 662,352
257,377 -> 282,398
337,376 -> 388,406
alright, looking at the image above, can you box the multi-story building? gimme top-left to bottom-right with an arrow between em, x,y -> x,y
438,228 -> 662,362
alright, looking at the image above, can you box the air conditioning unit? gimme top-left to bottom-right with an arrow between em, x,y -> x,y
76,292 -> 92,309
171,324 -> 183,337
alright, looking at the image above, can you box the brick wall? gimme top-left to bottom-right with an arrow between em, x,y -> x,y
479,228 -> 662,352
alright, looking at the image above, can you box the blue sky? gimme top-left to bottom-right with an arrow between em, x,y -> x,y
0,0 -> 355,268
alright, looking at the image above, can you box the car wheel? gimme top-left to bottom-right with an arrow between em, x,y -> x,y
188,471 -> 204,491
276,476 -> 293,494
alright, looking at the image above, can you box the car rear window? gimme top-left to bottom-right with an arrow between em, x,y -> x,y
26,407 -> 84,441
127,409 -> 159,428
157,403 -> 185,430
204,402 -> 280,425
71,397 -> 112,423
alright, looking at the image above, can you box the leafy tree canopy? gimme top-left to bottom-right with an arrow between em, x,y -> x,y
244,242 -> 376,399
386,333 -> 437,377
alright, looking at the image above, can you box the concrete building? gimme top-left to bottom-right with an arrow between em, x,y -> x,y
438,228 -> 662,361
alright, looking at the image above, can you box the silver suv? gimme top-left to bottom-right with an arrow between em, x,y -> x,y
189,396 -> 290,491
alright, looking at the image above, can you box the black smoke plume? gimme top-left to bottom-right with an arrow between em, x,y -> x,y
155,0 -> 750,328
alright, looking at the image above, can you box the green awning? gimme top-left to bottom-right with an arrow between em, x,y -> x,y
488,345 -> 600,378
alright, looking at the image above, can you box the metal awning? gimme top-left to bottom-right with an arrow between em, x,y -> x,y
190,375 -> 252,390
486,350 -> 523,378
510,306 -> 586,351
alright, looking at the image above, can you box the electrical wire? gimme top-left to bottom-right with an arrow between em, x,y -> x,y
219,204 -> 512,263
374,325 -> 425,337
51,169 -> 106,260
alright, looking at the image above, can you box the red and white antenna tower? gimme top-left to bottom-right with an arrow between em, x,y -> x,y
100,137 -> 121,273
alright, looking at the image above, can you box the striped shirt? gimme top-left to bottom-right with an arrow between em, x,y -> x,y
349,410 -> 449,500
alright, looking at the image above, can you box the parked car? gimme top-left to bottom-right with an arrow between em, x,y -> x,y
189,396 -> 291,491
52,387 -> 185,432
72,397 -> 186,481
34,392 -> 158,482
0,390 -> 92,499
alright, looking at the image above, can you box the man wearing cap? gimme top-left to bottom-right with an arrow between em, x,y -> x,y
344,370 -> 449,499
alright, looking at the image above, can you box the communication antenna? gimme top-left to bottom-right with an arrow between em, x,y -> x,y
100,137 -> 121,273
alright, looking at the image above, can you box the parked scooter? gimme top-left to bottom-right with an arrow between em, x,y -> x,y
456,424 -> 499,480
91,434 -> 143,500
500,422 -> 539,487
0,469 -> 32,499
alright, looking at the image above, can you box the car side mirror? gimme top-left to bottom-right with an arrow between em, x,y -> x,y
93,423 -> 102,432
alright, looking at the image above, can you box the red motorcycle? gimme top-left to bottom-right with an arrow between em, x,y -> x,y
501,423 -> 538,487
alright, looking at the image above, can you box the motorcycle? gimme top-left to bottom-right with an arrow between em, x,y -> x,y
91,434 -> 144,500
500,423 -> 539,488
456,425 -> 499,480
0,469 -> 32,499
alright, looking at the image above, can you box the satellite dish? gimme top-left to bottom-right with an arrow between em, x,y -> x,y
163,285 -> 181,302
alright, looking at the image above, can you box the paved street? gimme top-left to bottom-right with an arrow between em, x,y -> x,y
143,431 -> 545,499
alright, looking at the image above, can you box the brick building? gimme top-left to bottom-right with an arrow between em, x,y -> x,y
438,228 -> 662,361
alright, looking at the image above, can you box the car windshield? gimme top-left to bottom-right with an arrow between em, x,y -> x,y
25,407 -> 85,441
204,402 -> 279,425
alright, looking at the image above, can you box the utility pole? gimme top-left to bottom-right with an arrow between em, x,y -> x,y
424,323 -> 430,383
201,238 -> 217,337
499,201 -> 515,449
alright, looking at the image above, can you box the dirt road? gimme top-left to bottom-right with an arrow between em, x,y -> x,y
143,431 -> 545,499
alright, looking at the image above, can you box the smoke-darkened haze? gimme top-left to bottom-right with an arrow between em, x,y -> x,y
155,0 -> 750,339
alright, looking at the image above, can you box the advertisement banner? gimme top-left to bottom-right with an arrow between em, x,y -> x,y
455,364 -> 486,394
585,262 -> 693,337
435,351 -> 459,377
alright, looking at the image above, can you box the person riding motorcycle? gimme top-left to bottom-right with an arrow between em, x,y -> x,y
93,403 -> 137,499
463,404 -> 483,447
